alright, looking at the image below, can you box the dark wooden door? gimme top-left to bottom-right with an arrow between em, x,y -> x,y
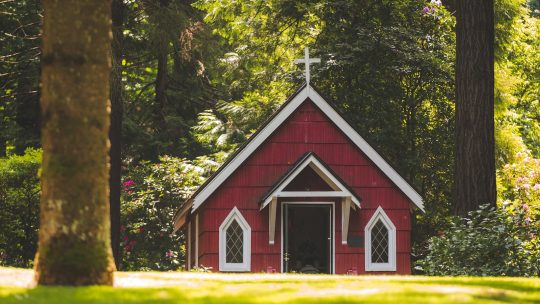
283,204 -> 333,274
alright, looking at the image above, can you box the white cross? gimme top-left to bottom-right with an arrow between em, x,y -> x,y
294,47 -> 320,84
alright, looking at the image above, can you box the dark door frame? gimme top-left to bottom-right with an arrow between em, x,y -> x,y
281,201 -> 335,274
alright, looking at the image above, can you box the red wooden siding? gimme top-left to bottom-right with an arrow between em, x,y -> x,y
195,99 -> 413,274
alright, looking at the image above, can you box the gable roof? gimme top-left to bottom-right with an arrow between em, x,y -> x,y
260,152 -> 362,208
173,84 -> 424,231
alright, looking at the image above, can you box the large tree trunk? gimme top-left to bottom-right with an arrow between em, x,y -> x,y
109,0 -> 124,270
454,0 -> 496,217
35,0 -> 115,285
154,48 -> 168,128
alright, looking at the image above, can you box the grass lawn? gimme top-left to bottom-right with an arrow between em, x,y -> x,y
0,268 -> 539,303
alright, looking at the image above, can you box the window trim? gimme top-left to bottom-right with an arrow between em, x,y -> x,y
365,206 -> 396,272
219,207 -> 251,272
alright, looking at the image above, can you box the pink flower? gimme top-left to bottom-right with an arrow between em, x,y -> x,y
523,204 -> 530,211
165,250 -> 174,258
139,227 -> 145,234
123,180 -> 136,191
123,180 -> 135,186
533,184 -> 540,191
525,217 -> 532,224
523,183 -> 531,190
123,236 -> 129,242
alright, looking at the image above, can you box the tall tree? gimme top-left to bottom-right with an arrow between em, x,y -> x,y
110,0 -> 125,270
454,0 -> 496,216
35,0 -> 115,285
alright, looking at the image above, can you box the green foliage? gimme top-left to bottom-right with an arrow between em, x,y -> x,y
494,0 -> 540,164
312,0 -> 456,246
120,155 -> 220,270
495,0 -> 527,60
498,150 -> 540,216
0,149 -> 41,268
0,0 -> 41,156
194,0 -> 321,90
418,204 -> 539,276
121,0 -> 221,160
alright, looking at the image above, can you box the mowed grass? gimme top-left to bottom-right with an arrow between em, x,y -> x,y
0,268 -> 539,303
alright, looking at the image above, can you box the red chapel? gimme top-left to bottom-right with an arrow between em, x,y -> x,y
173,84 -> 424,274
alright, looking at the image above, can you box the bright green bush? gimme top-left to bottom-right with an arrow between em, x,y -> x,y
0,149 -> 41,268
120,155 -> 220,271
417,204 -> 539,276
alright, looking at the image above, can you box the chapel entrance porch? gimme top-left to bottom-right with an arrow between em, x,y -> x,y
282,203 -> 333,274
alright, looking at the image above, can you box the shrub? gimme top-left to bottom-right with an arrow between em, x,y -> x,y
120,155 -> 220,271
417,204 -> 540,276
498,151 -> 540,217
0,149 -> 41,268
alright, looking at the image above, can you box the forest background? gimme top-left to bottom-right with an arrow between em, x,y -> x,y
1,0 -> 539,275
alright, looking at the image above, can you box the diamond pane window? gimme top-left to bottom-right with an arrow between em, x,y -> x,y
219,207 -> 251,271
370,220 -> 389,263
365,207 -> 396,272
226,220 -> 244,263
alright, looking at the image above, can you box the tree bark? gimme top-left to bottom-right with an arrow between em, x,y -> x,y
109,0 -> 124,271
454,0 -> 496,217
35,0 -> 115,285
154,48 -> 168,128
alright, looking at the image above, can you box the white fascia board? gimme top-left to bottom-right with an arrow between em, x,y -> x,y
307,88 -> 424,211
260,154 -> 361,209
191,85 -> 424,213
190,88 -> 309,213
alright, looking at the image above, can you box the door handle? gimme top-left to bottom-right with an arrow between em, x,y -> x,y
284,252 -> 291,262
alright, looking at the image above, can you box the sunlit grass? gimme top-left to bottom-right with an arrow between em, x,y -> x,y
0,268 -> 539,303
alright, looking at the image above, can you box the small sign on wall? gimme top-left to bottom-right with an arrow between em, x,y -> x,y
347,235 -> 363,248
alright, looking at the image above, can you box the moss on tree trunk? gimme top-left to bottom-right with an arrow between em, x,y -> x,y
35,0 -> 115,285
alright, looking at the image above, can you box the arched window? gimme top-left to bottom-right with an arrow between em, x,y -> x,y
365,206 -> 396,271
219,207 -> 251,271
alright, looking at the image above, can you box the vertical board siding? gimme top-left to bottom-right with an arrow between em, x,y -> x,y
196,100 -> 413,274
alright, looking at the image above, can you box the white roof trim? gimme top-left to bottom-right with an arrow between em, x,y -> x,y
191,85 -> 424,213
260,154 -> 361,209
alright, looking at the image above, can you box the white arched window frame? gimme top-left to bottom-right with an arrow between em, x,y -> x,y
365,206 -> 396,272
219,207 -> 251,272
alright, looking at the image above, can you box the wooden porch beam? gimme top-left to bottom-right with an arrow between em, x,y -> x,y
277,191 -> 346,197
342,197 -> 352,245
269,197 -> 277,245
